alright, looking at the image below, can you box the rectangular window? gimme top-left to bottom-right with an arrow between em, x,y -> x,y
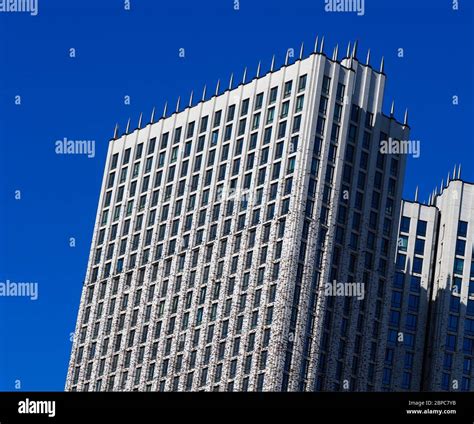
173,127 -> 182,144
255,93 -> 264,110
399,235 -> 408,252
455,238 -> 466,256
200,116 -> 208,133
283,80 -> 292,98
336,83 -> 345,102
413,257 -> 423,274
319,96 -> 328,115
266,107 -> 275,124
135,143 -> 143,160
415,238 -> 425,255
396,254 -> 406,270
351,105 -> 360,122
365,112 -> 374,128
316,117 -> 325,135
186,122 -> 195,139
458,221 -> 468,237
213,110 -> 222,128
122,148 -> 131,165
295,95 -> 304,112
454,258 -> 464,275
160,133 -> 169,150
227,105 -> 236,122
269,87 -> 278,104
298,74 -> 307,92
400,216 -> 410,233
292,115 -> 301,133
322,76 -> 331,95
410,276 -> 421,292
417,220 -> 427,237
241,99 -> 249,116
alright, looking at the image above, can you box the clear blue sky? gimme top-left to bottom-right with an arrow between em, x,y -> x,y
0,0 -> 472,391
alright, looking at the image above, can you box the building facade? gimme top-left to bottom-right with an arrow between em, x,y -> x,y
386,177 -> 474,391
66,41 -> 410,392
384,199 -> 439,391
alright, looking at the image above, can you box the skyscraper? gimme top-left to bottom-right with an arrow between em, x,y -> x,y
66,39 -> 410,392
384,198 -> 439,391
385,175 -> 474,392
425,178 -> 474,391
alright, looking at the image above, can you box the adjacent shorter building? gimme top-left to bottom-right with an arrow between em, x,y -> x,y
385,176 -> 474,391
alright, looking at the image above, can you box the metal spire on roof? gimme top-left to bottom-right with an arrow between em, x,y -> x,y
404,108 -> 408,126
228,73 -> 234,90
285,50 -> 289,65
453,164 -> 457,180
150,107 -> 155,124
270,55 -> 275,71
137,112 -> 143,128
163,101 -> 168,118
351,40 -> 358,58
390,101 -> 395,117
189,90 -> 193,107
175,96 -> 180,113
125,117 -> 130,133
202,85 -> 207,101
242,67 -> 247,84
215,79 -> 220,96
415,186 -> 419,202
366,49 -> 371,65
458,164 -> 462,179
319,36 -> 325,53
332,44 -> 339,61
113,123 -> 118,139
299,42 -> 304,60
346,41 -> 351,58
314,35 -> 319,53
380,56 -> 385,73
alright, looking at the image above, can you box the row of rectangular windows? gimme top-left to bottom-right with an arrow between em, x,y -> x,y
110,74 -> 308,168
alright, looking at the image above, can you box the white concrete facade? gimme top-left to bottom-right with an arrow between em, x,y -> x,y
385,200 -> 438,390
388,179 -> 474,392
426,180 -> 474,391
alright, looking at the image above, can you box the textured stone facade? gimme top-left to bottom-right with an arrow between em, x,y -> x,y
66,44 -> 409,392
387,179 -> 474,392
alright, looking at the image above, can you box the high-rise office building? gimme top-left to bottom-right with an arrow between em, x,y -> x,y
384,198 -> 439,391
385,176 -> 474,392
66,40 -> 410,392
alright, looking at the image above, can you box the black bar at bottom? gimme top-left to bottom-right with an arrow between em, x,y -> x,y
0,392 -> 472,422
